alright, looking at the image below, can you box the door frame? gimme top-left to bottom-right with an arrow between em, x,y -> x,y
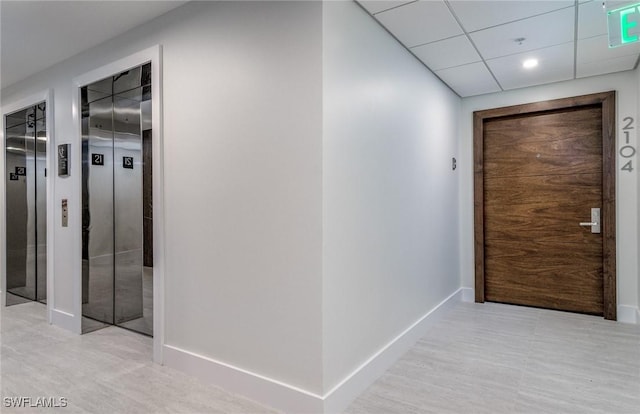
473,91 -> 617,320
72,45 -> 165,361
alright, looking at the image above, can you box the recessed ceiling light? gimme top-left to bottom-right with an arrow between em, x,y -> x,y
523,58 -> 538,69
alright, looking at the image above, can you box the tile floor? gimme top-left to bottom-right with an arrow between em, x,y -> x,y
0,302 -> 277,413
1,300 -> 639,413
346,302 -> 640,414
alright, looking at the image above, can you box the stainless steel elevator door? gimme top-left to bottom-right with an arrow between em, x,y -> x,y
113,87 -> 143,326
82,95 -> 115,324
81,63 -> 152,336
35,116 -> 47,302
4,103 -> 47,305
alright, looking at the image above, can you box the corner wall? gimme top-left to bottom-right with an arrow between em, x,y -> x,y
460,71 -> 639,322
3,1 -> 465,411
322,0 -> 461,398
2,0 -> 324,398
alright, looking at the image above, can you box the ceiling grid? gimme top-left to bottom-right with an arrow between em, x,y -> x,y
442,0 -> 504,92
359,0 -> 640,97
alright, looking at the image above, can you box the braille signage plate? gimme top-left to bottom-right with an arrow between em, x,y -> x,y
58,144 -> 70,176
123,156 -> 134,169
92,153 -> 104,166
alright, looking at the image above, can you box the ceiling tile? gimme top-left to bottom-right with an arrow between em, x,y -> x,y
447,1 -> 573,33
578,1 -> 608,39
435,62 -> 501,97
375,0 -> 463,47
470,7 -> 575,60
577,54 -> 639,77
358,0 -> 415,15
411,35 -> 481,70
604,0 -> 640,9
578,34 -> 640,63
486,42 -> 574,90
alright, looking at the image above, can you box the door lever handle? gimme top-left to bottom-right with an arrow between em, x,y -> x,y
580,208 -> 601,233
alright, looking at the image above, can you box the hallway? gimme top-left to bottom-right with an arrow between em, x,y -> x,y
3,301 -> 639,413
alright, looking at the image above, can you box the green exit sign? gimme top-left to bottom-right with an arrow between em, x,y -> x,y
608,2 -> 640,47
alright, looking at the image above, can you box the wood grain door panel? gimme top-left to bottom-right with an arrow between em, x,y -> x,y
484,108 -> 603,179
485,239 -> 603,314
474,92 -> 616,319
485,174 -> 602,243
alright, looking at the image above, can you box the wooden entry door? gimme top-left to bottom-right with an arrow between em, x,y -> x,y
474,92 -> 616,320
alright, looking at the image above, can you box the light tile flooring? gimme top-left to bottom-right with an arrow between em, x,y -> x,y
0,302 -> 277,413
1,301 -> 639,413
347,302 -> 640,414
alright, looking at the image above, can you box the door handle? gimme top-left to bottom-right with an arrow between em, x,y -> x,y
579,208 -> 600,234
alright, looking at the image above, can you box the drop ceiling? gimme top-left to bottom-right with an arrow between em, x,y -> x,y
0,1 -> 188,90
358,0 -> 640,97
2,0 -> 639,97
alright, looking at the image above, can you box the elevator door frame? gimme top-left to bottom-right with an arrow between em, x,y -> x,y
72,45 -> 164,363
1,89 -> 55,321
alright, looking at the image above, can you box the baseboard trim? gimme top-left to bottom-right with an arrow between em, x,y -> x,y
618,305 -> 640,324
461,287 -> 474,302
164,288 -> 463,413
617,305 -> 639,324
51,308 -> 77,332
323,287 -> 463,413
163,345 -> 324,413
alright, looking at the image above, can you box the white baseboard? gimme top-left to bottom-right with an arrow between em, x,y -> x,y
323,287 -> 463,413
461,287 -> 474,302
51,308 -> 77,332
164,288 -> 463,413
163,344 -> 324,413
617,305 -> 639,324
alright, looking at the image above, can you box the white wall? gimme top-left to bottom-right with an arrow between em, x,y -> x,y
460,71 -> 639,317
637,67 -> 640,320
322,1 -> 461,393
2,1 -> 324,394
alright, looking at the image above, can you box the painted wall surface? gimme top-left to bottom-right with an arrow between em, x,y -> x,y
637,67 -> 640,318
322,1 -> 461,392
460,71 -> 639,314
2,1 -> 324,393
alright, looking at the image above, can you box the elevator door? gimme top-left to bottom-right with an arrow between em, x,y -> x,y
5,103 -> 47,305
81,63 -> 153,336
